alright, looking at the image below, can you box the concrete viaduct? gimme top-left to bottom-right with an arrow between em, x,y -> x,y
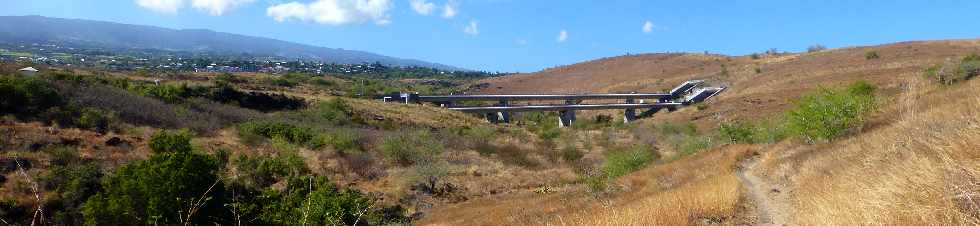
383,80 -> 725,127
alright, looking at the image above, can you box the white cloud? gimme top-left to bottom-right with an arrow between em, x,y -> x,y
441,0 -> 457,19
409,0 -> 436,15
136,0 -> 253,15
136,0 -> 185,13
642,20 -> 654,34
267,0 -> 393,26
557,29 -> 568,42
463,20 -> 479,36
191,0 -> 254,15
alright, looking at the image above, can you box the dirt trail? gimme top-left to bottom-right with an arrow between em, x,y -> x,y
737,156 -> 792,226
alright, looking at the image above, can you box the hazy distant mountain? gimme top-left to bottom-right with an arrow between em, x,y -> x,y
0,15 -> 464,70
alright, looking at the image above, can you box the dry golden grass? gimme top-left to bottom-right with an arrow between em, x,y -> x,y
418,145 -> 757,225
755,77 -> 980,225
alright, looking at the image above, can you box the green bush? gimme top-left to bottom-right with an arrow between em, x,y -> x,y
473,142 -> 537,167
379,131 -> 443,166
82,131 -> 226,225
656,122 -> 698,136
149,130 -> 194,154
311,129 -> 361,153
865,51 -> 880,60
76,108 -> 112,133
238,121 -> 316,145
675,135 -> 714,156
957,54 -> 980,82
253,176 -> 393,226
317,98 -> 353,125
583,175 -> 608,195
787,81 -> 877,142
750,118 -> 791,144
601,146 -> 656,179
42,163 -> 104,225
0,76 -> 64,116
41,106 -> 114,133
560,144 -> 585,163
719,121 -> 754,144
234,152 -> 309,188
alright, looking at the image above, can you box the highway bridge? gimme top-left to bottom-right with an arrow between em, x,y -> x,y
382,80 -> 725,127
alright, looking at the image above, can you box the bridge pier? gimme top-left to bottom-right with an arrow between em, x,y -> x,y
624,93 -> 637,123
496,100 -> 511,123
483,101 -> 512,124
558,100 -> 577,127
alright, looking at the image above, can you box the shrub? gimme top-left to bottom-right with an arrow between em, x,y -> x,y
41,163 -> 104,225
379,131 -> 443,166
583,174 -> 608,195
57,83 -> 184,128
656,122 -> 698,136
41,106 -> 114,134
537,127 -> 562,140
601,146 -> 656,179
234,152 -> 309,188
786,81 -> 877,142
957,54 -> 980,82
807,44 -> 827,53
750,53 -> 761,60
675,135 -> 714,156
82,132 -> 226,225
149,130 -> 193,154
311,129 -> 361,153
560,144 -> 585,163
238,121 -> 316,145
473,142 -> 537,167
750,118 -> 791,144
75,108 -> 112,133
719,121 -> 754,144
865,51 -> 880,60
253,176 -> 395,225
317,98 -> 353,125
0,76 -> 64,117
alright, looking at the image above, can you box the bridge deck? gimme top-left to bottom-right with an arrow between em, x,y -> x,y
417,93 -> 672,102
448,103 -> 683,113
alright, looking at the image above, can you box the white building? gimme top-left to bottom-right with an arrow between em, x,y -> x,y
18,67 -> 39,76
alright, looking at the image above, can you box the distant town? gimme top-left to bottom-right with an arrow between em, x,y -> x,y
0,42 -> 503,78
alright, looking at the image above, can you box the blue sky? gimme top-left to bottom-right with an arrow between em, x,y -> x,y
5,0 -> 980,72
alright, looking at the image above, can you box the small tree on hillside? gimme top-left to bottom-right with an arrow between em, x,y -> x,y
807,44 -> 827,53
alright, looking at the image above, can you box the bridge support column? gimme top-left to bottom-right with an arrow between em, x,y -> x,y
624,93 -> 637,123
558,100 -> 577,127
496,100 -> 511,123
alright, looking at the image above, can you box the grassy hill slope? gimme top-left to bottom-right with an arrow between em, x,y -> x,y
422,39 -> 980,225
